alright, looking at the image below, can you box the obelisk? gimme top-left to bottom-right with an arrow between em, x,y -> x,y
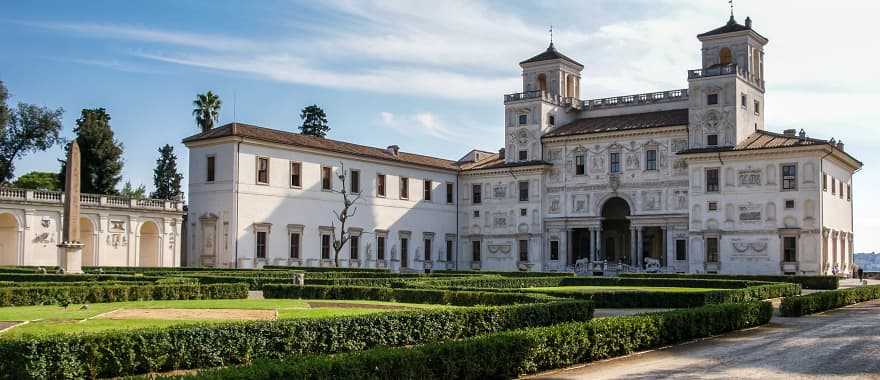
58,141 -> 84,274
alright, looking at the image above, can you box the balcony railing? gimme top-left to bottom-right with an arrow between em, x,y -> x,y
582,89 -> 689,110
504,91 -> 581,109
0,187 -> 184,212
688,63 -> 764,88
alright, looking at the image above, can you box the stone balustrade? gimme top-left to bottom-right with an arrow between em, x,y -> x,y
582,89 -> 689,110
504,90 -> 581,109
688,63 -> 764,88
0,187 -> 183,212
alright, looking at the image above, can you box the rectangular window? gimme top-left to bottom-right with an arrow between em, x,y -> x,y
256,231 -> 267,259
321,234 -> 331,259
473,210 -> 480,218
257,157 -> 269,184
706,237 -> 719,263
785,200 -> 795,209
377,236 -> 386,260
350,170 -> 360,194
289,233 -> 300,259
822,174 -> 828,191
472,184 -> 482,204
518,239 -> 528,261
423,180 -> 432,201
206,156 -> 216,182
707,134 -> 719,146
321,166 -> 332,190
575,155 -> 585,175
783,236 -> 797,262
782,164 -> 797,191
446,239 -> 454,262
706,168 -> 720,193
290,162 -> 301,187
847,184 -> 852,201
446,182 -> 454,204
518,114 -> 527,125
471,240 -> 481,262
707,93 -> 718,105
675,239 -> 687,261
754,100 -> 761,115
839,182 -> 844,199
708,201 -> 718,211
741,94 -> 747,108
518,181 -> 529,202
550,241 -> 559,261
377,174 -> 386,197
831,178 -> 837,195
548,115 -> 555,126
609,152 -> 621,173
518,150 -> 528,161
401,238 -> 409,267
646,149 -> 657,171
424,239 -> 432,261
350,235 -> 359,260
400,177 -> 409,199
520,208 -> 527,216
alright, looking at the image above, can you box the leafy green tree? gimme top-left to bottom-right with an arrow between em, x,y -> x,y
0,81 -> 64,182
299,104 -> 330,138
119,181 -> 146,199
59,108 -> 124,194
150,144 -> 183,200
12,171 -> 60,191
193,91 -> 222,133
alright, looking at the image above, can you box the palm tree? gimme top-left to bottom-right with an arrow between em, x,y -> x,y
192,91 -> 222,133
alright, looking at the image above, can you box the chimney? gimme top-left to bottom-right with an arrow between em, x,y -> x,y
837,140 -> 845,151
798,129 -> 806,138
745,17 -> 752,29
783,129 -> 796,137
498,148 -> 505,159
386,145 -> 400,158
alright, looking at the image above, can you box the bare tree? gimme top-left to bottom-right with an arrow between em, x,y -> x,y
329,162 -> 361,267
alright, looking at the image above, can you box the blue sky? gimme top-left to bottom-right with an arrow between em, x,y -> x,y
2,0 -> 878,251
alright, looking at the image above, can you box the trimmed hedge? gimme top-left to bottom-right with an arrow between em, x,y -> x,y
432,270 -> 575,278
780,285 -> 880,316
180,301 -> 772,380
0,283 -> 248,307
263,285 -> 558,306
407,275 -> 771,290
0,300 -> 594,379
621,273 -> 839,290
0,273 -> 157,283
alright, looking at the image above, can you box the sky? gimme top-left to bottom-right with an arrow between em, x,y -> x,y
1,0 -> 878,251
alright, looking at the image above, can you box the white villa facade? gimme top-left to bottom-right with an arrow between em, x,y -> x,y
0,188 -> 185,267
184,15 -> 862,276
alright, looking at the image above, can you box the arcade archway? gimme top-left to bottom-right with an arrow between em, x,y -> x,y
139,221 -> 160,267
600,197 -> 631,264
0,213 -> 19,265
80,217 -> 96,266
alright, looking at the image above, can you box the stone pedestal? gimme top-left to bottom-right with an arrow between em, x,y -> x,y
58,242 -> 84,274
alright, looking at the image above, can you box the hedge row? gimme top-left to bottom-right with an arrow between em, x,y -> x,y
780,285 -> 880,317
262,285 -> 558,306
0,273 -> 155,283
621,273 -> 839,290
432,270 -> 575,278
407,276 -> 768,290
0,300 -> 594,379
180,301 -> 772,380
0,284 -> 248,307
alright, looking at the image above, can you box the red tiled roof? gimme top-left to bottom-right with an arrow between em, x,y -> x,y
543,109 -> 689,138
182,123 -> 459,171
461,154 -> 551,171
678,130 -> 863,166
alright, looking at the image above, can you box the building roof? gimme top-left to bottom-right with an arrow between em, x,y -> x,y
460,153 -> 551,172
520,43 -> 583,67
698,15 -> 766,41
543,109 -> 689,138
677,129 -> 863,166
182,123 -> 459,171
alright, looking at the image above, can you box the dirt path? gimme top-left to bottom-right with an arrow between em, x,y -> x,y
529,300 -> 880,379
98,308 -> 277,320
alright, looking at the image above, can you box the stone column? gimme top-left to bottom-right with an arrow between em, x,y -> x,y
637,227 -> 644,269
661,225 -> 668,269
588,227 -> 596,261
630,226 -> 638,266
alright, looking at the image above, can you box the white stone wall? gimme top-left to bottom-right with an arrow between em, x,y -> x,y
820,156 -> 855,275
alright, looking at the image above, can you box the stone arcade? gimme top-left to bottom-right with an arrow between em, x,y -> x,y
184,15 -> 862,276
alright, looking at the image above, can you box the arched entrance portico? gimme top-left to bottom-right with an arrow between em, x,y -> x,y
80,217 -> 96,266
600,197 -> 631,264
139,221 -> 161,267
0,213 -> 19,265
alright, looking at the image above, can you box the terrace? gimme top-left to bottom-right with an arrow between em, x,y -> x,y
0,187 -> 183,212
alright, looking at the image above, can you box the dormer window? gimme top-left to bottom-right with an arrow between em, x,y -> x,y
518,114 -> 528,125
707,134 -> 719,146
707,94 -> 718,105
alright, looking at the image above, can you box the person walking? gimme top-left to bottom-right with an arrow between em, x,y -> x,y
858,267 -> 864,282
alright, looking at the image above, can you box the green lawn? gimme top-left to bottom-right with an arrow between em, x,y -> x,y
0,298 -> 448,338
523,286 -> 723,294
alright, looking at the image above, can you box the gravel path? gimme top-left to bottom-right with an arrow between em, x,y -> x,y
530,300 -> 880,380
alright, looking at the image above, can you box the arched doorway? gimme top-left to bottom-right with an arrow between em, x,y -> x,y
139,221 -> 161,267
537,74 -> 547,92
80,217 -> 96,266
0,213 -> 19,265
601,197 -> 631,264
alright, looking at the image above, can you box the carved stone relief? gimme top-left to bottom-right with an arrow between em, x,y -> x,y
641,190 -> 662,211
738,170 -> 762,187
739,203 -> 762,222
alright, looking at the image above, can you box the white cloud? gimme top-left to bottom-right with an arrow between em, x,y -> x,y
378,111 -> 466,141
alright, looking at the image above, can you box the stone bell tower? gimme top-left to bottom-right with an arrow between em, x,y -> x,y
687,15 -> 768,149
503,41 -> 584,163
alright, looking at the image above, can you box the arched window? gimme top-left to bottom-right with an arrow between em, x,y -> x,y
566,75 -> 575,98
537,74 -> 547,92
719,47 -> 733,65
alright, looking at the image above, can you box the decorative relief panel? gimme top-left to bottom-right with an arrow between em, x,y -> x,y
571,194 -> 588,213
738,170 -> 762,187
641,190 -> 662,211
548,196 -> 561,214
730,238 -> 771,262
738,203 -> 762,223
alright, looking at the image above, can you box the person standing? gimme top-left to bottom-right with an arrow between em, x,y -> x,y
858,267 -> 864,282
